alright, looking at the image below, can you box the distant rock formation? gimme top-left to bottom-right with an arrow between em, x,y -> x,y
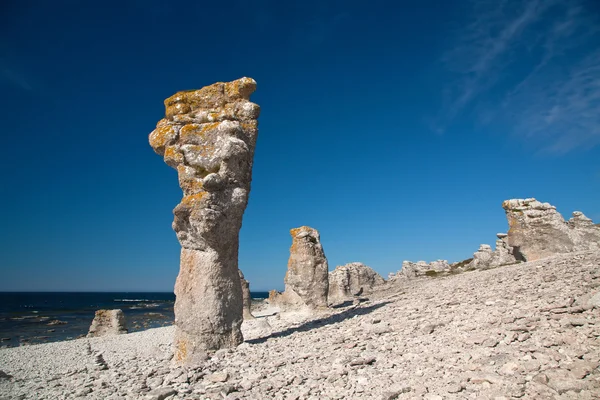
467,233 -> 518,270
502,198 -> 600,261
328,263 -> 385,303
397,260 -> 451,279
469,244 -> 494,269
270,226 -> 329,309
87,309 -> 127,337
568,211 -> 600,251
493,233 -> 519,264
149,77 -> 260,363
239,270 -> 254,320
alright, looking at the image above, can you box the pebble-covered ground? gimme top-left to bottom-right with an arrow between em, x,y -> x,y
1,251 -> 599,399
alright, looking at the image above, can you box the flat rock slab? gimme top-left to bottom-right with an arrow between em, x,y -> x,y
146,387 -> 177,400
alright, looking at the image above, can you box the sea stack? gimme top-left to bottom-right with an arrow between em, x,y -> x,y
239,270 -> 255,320
149,78 -> 260,363
271,226 -> 329,309
87,309 -> 127,337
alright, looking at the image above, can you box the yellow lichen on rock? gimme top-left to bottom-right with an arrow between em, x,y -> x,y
224,77 -> 257,100
164,78 -> 257,120
241,121 -> 258,131
290,226 -> 311,237
164,146 -> 184,167
175,339 -> 187,363
176,165 -> 205,194
149,124 -> 178,155
288,226 -> 313,257
180,122 -> 220,143
165,102 -> 192,119
181,192 -> 208,208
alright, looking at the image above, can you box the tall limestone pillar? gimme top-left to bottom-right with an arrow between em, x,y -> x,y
269,226 -> 329,309
149,78 -> 260,363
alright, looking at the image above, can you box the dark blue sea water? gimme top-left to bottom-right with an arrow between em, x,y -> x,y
0,291 -> 269,348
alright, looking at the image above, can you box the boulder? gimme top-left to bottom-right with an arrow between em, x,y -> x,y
502,198 -> 600,261
87,309 -> 127,337
328,262 -> 385,303
271,226 -> 329,309
469,244 -> 494,269
149,77 -> 260,363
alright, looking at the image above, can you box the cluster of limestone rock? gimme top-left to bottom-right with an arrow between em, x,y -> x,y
146,79 -> 600,367
148,79 -> 384,362
269,226 -> 385,309
392,198 -> 600,280
149,77 -> 260,363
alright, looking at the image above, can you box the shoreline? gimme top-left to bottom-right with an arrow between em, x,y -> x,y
0,295 -> 270,349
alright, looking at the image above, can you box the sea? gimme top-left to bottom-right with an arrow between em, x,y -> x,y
0,291 -> 270,348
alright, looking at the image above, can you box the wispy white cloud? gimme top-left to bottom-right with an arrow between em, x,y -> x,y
1,65 -> 33,92
435,0 -> 600,153
0,40 -> 34,93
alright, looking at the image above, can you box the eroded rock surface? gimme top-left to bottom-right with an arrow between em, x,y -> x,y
329,263 -> 385,303
239,270 -> 254,320
568,211 -> 600,251
270,226 -> 329,309
87,309 -> 127,338
149,77 -> 259,362
503,198 -> 600,261
493,233 -> 518,265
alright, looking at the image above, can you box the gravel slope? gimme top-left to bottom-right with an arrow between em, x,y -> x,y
1,251 -> 599,399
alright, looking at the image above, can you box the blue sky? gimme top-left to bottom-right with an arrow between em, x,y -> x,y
1,0 -> 599,292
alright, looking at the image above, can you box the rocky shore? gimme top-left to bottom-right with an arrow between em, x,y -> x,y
2,250 -> 599,399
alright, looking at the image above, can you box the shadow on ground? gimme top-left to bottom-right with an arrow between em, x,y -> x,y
246,301 -> 391,345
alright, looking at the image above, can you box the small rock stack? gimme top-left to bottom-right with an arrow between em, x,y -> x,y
269,226 -> 329,309
239,270 -> 254,320
87,309 -> 127,338
93,352 -> 108,371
